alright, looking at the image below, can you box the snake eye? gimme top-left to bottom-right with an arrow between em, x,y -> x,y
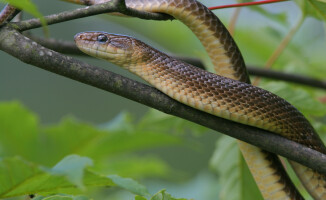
97,34 -> 108,43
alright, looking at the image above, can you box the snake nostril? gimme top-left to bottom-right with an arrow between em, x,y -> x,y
74,33 -> 83,41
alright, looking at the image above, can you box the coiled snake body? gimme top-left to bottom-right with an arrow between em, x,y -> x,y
72,0 -> 326,199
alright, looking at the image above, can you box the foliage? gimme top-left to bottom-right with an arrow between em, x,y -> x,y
0,0 -> 48,33
294,0 -> 326,20
210,136 -> 263,200
0,102 -> 206,199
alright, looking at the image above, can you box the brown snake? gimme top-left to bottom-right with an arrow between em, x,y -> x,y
1,0 -> 324,199
72,1 -> 326,199
75,31 -> 326,199
71,0 -> 326,199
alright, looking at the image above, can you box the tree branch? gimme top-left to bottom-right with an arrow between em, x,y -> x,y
118,0 -> 173,21
12,0 -> 172,32
24,33 -> 81,55
248,66 -> 326,89
16,0 -> 324,90
1,26 -> 326,175
180,56 -> 326,90
25,33 -> 326,90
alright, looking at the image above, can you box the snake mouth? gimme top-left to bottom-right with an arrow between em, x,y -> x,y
77,46 -> 126,63
81,46 -> 122,55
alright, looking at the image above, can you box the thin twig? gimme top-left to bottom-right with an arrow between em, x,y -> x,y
12,0 -> 172,31
180,56 -> 326,90
118,0 -> 173,20
1,27 -> 326,175
248,66 -> 326,89
253,14 -> 305,85
13,1 -> 118,31
228,7 -> 241,36
24,33 -> 81,54
209,0 -> 290,10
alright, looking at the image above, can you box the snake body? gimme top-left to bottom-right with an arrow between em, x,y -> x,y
68,4 -> 296,199
75,31 -> 326,199
0,4 -> 17,25
71,0 -> 326,199
0,0 -> 324,198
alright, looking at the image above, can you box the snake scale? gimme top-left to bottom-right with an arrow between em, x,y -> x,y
1,0 -> 325,199
72,1 -> 326,199
0,4 -> 17,25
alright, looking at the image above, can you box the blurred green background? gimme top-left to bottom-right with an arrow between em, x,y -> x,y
1,0 -> 326,199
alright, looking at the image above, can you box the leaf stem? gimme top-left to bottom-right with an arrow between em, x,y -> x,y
253,14 -> 305,85
209,0 -> 290,10
228,7 -> 241,36
13,0 -> 171,31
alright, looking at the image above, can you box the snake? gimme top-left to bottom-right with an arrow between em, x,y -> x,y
71,1 -> 326,199
1,0 -> 325,199
74,30 -> 326,199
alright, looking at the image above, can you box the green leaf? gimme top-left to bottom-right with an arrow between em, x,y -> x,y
101,111 -> 134,132
308,0 -> 326,20
0,102 -> 178,180
91,129 -> 183,156
37,118 -> 106,166
135,195 -> 148,200
49,155 -> 93,189
0,153 -> 185,199
107,174 -> 150,196
0,156 -> 115,198
0,101 -> 39,159
209,136 -> 262,200
294,0 -> 326,20
151,189 -> 188,200
34,194 -> 90,200
0,155 -> 160,198
96,155 -> 173,179
38,196 -> 72,200
41,115 -> 184,163
1,0 -> 48,34
234,0 -> 287,25
251,7 -> 287,25
138,109 -> 208,136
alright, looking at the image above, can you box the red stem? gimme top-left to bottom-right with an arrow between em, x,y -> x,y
209,0 -> 289,10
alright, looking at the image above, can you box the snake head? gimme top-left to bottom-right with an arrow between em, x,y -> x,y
74,31 -> 141,68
